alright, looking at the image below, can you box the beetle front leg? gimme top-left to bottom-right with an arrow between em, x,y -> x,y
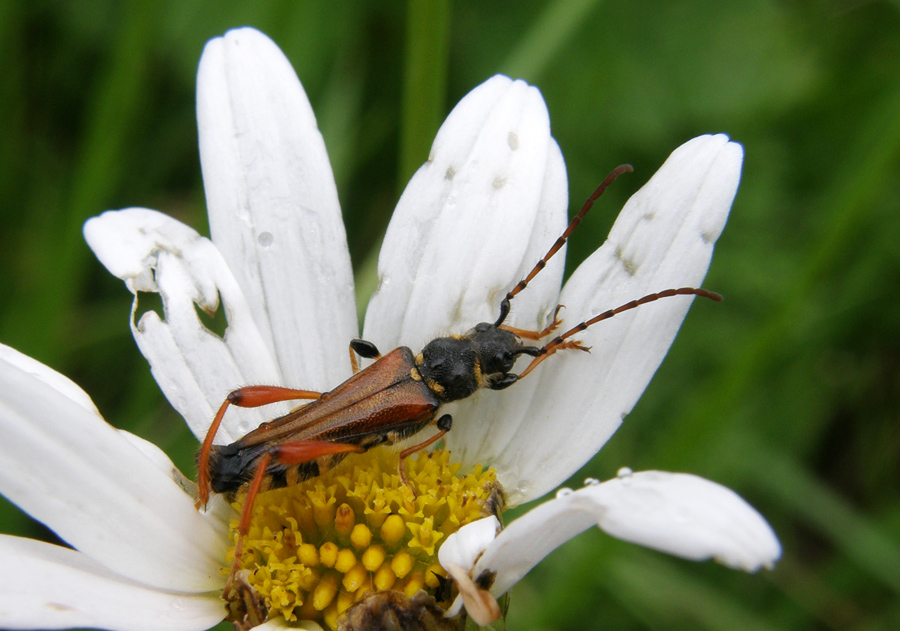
398,414 -> 453,493
499,305 -> 565,340
196,385 -> 322,509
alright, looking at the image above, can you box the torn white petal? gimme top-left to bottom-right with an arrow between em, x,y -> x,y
131,309 -> 234,443
149,249 -> 285,440
491,135 -> 743,504
84,207 -> 203,294
85,207 -> 283,440
475,470 -> 780,597
198,27 -> 357,391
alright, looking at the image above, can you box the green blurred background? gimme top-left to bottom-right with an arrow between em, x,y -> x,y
1,1 -> 898,630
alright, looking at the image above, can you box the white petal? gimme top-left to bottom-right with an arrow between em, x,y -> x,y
469,491 -> 597,597
85,208 -> 283,442
584,471 -> 781,569
439,517 -> 503,622
438,516 -> 501,573
118,430 -> 187,478
198,27 -> 357,390
116,430 -> 231,537
493,135 -> 742,504
0,535 -> 224,631
0,344 -> 98,416
444,139 -> 570,470
474,471 -> 780,597
363,75 -> 567,354
0,349 -> 225,592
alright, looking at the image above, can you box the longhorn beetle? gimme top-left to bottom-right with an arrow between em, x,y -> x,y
195,164 -> 722,586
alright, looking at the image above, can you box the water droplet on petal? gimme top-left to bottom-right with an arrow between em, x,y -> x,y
257,231 -> 274,247
555,487 -> 573,498
507,131 -> 519,150
237,421 -> 251,435
616,467 -> 633,479
583,477 -> 600,486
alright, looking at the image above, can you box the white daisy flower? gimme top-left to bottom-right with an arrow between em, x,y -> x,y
0,26 -> 779,631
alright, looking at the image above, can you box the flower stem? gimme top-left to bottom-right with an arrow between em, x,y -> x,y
399,0 -> 451,190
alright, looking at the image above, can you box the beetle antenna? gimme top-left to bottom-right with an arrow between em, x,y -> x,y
516,287 -> 722,380
494,164 -> 633,326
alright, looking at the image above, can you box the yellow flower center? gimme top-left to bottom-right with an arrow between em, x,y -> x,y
224,449 -> 501,629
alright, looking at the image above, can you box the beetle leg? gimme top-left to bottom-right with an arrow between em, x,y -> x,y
398,414 -> 453,493
224,440 -> 366,593
499,305 -> 565,340
514,340 -> 591,380
197,385 -> 323,509
225,450 -> 272,595
273,439 -> 366,464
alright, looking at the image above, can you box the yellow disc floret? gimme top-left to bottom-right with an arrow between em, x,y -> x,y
225,448 -> 499,629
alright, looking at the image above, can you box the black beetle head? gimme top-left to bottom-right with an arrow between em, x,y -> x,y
418,336 -> 480,401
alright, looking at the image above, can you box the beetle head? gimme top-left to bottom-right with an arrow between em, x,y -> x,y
418,336 -> 481,401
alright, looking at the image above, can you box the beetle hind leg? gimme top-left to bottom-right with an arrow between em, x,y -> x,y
398,414 -> 453,494
196,385 -> 323,509
225,440 -> 366,593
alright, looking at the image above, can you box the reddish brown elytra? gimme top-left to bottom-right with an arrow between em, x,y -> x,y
195,164 -> 722,587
